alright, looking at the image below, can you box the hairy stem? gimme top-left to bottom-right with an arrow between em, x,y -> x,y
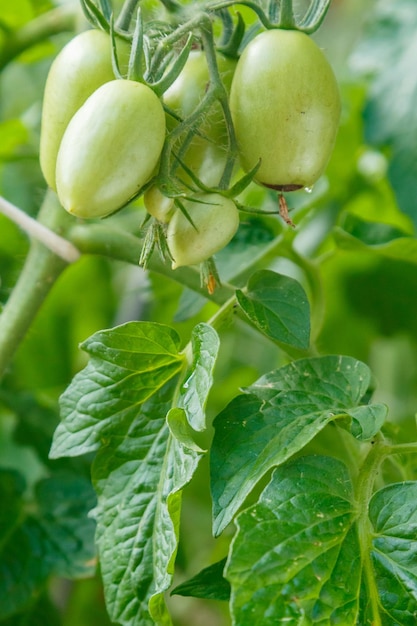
0,190 -> 76,379
277,0 -> 296,29
115,0 -> 141,32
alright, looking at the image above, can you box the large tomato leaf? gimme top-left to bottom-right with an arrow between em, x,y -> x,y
49,321 -> 220,625
236,270 -> 310,349
363,482 -> 417,623
92,380 -> 204,626
226,456 -> 361,624
211,355 -> 387,536
50,322 -> 184,458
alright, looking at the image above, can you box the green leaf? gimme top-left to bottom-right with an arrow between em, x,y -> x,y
167,407 -> 205,452
339,212 -> 411,247
226,456 -> 360,625
236,270 -> 310,349
347,404 -> 387,441
50,322 -> 184,459
92,380 -> 204,626
334,216 -> 417,265
171,557 -> 230,601
178,323 -> 220,431
35,473 -> 97,579
211,355 -> 378,535
0,470 -> 96,620
366,482 -> 417,623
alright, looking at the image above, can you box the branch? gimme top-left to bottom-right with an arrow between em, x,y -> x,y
0,190 -> 77,379
0,196 -> 80,263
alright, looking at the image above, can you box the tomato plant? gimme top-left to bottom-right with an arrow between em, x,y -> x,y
1,0 -> 417,625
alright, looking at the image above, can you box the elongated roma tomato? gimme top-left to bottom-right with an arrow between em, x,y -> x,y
230,29 -> 341,190
166,193 -> 239,268
163,51 -> 236,187
55,80 -> 166,219
40,29 -> 128,190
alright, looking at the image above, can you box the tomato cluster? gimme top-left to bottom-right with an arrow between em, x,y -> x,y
39,22 -> 340,272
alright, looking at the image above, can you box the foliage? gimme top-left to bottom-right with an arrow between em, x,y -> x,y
1,0 -> 417,625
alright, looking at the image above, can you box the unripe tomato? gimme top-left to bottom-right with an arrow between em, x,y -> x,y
55,80 -> 166,219
166,193 -> 239,268
144,186 -> 175,223
40,29 -> 129,190
230,29 -> 341,190
163,51 -> 236,187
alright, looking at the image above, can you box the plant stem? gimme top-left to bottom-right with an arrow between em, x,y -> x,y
0,5 -> 77,70
0,190 -> 75,379
0,196 -> 80,263
277,0 -> 296,29
116,0 -> 141,32
355,436 -> 390,626
386,441 -> 417,455
200,18 -> 238,189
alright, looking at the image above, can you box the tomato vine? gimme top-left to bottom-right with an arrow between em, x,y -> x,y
2,1 -> 417,625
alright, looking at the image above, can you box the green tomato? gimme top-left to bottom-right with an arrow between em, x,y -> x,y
55,80 -> 166,219
163,50 -> 236,187
166,193 -> 239,268
40,29 -> 129,190
230,29 -> 341,190
144,186 -> 175,223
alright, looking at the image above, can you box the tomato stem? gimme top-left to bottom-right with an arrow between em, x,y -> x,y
0,196 -> 80,263
115,0 -> 141,32
200,19 -> 239,188
0,190 -> 75,379
276,0 -> 296,29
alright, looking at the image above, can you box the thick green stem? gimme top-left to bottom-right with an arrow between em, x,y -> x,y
115,0 -> 141,32
0,5 -> 77,70
355,436 -> 390,626
277,0 -> 296,29
0,190 -> 75,379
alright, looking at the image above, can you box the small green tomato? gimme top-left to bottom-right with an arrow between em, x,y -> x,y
166,193 -> 239,268
143,186 -> 175,223
55,80 -> 166,219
